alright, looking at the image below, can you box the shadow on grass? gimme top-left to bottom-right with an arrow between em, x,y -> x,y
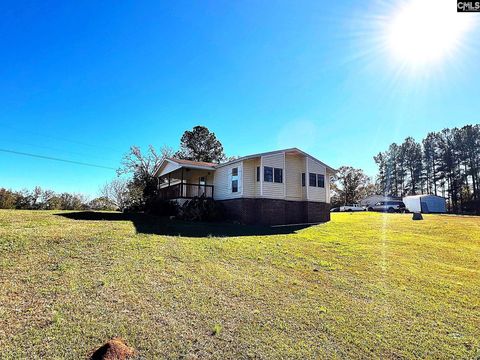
55,211 -> 310,237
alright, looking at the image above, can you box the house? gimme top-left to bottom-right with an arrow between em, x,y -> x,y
154,148 -> 335,225
402,195 -> 446,213
359,195 -> 401,209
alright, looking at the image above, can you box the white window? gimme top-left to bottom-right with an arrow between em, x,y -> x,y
231,167 -> 238,193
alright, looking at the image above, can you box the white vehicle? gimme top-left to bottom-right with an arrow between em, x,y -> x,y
338,204 -> 366,212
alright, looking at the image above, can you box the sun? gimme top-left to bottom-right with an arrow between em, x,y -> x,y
386,0 -> 474,66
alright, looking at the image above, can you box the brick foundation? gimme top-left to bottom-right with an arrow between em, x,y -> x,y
218,198 -> 330,226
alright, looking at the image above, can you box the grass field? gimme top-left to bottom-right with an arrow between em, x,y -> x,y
1,210 -> 479,359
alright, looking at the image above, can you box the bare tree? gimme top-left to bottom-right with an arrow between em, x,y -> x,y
100,178 -> 130,211
117,145 -> 174,181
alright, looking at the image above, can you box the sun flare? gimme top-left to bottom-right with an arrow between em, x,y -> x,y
387,0 -> 474,66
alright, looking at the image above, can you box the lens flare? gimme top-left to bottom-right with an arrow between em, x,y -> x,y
386,0 -> 474,66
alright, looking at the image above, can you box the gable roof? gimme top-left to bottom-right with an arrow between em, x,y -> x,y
215,148 -> 336,173
154,157 -> 217,177
155,148 -> 336,177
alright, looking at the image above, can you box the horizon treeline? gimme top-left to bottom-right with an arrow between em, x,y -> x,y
0,187 -> 115,211
374,124 -> 480,213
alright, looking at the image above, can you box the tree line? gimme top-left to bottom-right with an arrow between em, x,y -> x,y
374,124 -> 480,213
0,186 -> 116,210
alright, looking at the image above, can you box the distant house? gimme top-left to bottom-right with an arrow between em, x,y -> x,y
402,195 -> 446,213
360,195 -> 401,209
154,148 -> 335,225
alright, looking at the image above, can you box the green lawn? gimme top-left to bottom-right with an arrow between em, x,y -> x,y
0,210 -> 479,359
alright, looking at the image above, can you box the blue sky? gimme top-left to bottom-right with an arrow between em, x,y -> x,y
1,0 -> 479,197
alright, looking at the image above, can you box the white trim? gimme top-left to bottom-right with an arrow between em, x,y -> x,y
260,156 -> 263,196
240,162 -> 244,196
230,165 -> 241,194
283,151 -> 286,199
305,156 -> 309,201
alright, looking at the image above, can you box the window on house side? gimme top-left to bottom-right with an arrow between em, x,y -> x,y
264,166 -> 273,182
317,174 -> 325,188
301,173 -> 305,187
274,168 -> 283,183
232,167 -> 239,192
256,166 -> 260,182
309,173 -> 317,187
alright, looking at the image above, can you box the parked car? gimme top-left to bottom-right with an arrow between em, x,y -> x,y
370,200 -> 406,213
339,204 -> 366,212
330,207 -> 340,212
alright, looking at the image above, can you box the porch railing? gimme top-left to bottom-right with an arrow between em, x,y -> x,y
158,183 -> 214,200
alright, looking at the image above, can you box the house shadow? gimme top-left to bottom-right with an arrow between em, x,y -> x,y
55,211 -> 311,237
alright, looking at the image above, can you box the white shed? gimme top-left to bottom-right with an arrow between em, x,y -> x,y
402,195 -> 446,213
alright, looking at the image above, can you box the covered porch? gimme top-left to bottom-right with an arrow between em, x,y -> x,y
155,158 -> 216,200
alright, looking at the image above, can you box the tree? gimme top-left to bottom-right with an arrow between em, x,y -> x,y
374,124 -> 480,214
456,125 -> 480,201
117,145 -> 173,182
45,194 -> 63,210
401,137 -> 423,195
89,197 -> 117,211
0,188 -> 17,209
117,145 -> 173,210
422,133 -> 439,195
59,193 -> 87,210
331,166 -> 374,206
436,129 -> 461,212
175,126 -> 226,163
374,152 -> 388,195
0,187 -> 91,210
100,178 -> 130,211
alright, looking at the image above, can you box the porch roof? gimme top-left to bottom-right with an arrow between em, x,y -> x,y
155,158 -> 216,177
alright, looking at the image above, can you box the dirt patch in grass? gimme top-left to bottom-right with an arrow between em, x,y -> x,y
89,338 -> 135,360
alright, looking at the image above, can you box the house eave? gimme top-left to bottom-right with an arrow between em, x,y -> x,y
155,158 -> 216,177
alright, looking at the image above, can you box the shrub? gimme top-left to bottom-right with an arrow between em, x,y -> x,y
177,196 -> 224,222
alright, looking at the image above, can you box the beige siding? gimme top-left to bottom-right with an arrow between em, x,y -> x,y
306,157 -> 327,203
182,169 -> 214,185
253,158 -> 261,197
262,153 -> 285,199
242,159 -> 257,197
285,154 -> 304,200
213,162 -> 243,200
